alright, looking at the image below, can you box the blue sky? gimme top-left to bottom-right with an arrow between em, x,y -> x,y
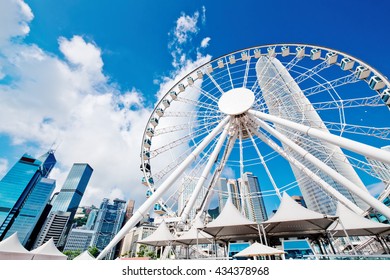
0,0 -> 389,214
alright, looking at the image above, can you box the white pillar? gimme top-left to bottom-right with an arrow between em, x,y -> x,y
250,125 -> 364,214
181,120 -> 231,222
251,115 -> 390,220
96,116 -> 231,260
249,109 -> 390,165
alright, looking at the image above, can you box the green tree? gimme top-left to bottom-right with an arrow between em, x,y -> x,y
63,249 -> 82,260
88,246 -> 100,257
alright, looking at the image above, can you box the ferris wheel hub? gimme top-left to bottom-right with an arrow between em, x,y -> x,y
218,87 -> 255,115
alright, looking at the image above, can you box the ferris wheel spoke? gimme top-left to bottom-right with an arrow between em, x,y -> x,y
244,122 -> 282,200
205,71 -> 225,95
250,114 -> 390,219
322,121 -> 390,140
196,127 -> 239,218
163,111 -> 222,118
176,96 -> 220,112
243,56 -> 251,88
303,73 -> 359,97
284,55 -> 303,71
309,95 -> 384,111
154,116 -> 222,137
224,56 -> 235,90
180,119 -> 232,222
266,60 -> 331,100
150,122 -> 219,158
191,83 -> 220,103
249,109 -> 390,165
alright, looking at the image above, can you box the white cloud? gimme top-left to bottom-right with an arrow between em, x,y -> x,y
173,11 -> 199,45
200,37 -> 211,48
0,3 -> 212,212
0,158 -> 9,178
0,0 -> 33,46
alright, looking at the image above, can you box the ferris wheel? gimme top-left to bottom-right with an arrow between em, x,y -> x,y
99,43 -> 390,259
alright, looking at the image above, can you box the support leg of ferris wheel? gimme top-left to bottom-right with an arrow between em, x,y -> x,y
180,119 -> 232,223
248,124 -> 365,215
249,109 -> 390,165
249,113 -> 390,220
96,115 -> 231,260
195,128 -> 238,219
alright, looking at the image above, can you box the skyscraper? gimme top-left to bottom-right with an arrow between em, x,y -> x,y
217,178 -> 241,212
256,56 -> 369,215
238,172 -> 268,223
92,198 -> 126,260
34,163 -> 93,248
50,163 -> 93,219
0,151 -> 56,244
178,176 -> 205,220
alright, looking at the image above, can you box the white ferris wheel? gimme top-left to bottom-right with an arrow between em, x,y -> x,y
99,43 -> 390,258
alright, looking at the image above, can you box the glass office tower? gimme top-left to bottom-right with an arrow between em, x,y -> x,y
0,151 -> 56,244
50,163 -> 93,220
92,198 -> 126,260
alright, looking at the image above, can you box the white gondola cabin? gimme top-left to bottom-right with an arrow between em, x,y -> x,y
144,138 -> 152,148
355,65 -> 371,79
296,46 -> 305,58
154,203 -> 166,215
253,48 -> 261,58
267,47 -> 276,57
381,89 -> 390,105
169,91 -> 178,100
310,48 -> 321,60
142,151 -> 150,160
197,70 -> 203,79
241,51 -> 249,61
206,64 -> 213,73
369,76 -> 385,90
325,52 -> 338,65
162,99 -> 170,108
156,108 -> 164,117
142,176 -> 154,186
150,117 -> 159,127
178,83 -> 185,92
281,46 -> 290,57
187,76 -> 194,85
146,128 -> 154,137
229,55 -> 236,64
340,57 -> 355,71
217,59 -> 224,68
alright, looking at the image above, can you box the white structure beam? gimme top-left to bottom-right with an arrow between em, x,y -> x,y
97,116 -> 231,260
180,120 -> 231,223
249,109 -> 390,165
250,115 -> 390,220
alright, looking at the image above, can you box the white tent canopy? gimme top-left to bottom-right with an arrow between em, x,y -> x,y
202,198 -> 259,239
137,220 -> 176,246
262,193 -> 337,236
31,238 -> 68,260
0,233 -> 33,260
234,242 -> 285,257
73,250 -> 96,260
176,225 -> 213,245
328,202 -> 390,237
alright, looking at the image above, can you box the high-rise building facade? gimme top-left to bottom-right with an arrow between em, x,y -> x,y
178,176 -> 206,220
50,163 -> 93,219
63,228 -> 95,252
0,152 -> 56,244
256,56 -> 369,215
33,211 -> 71,248
238,172 -> 268,223
217,178 -> 241,212
92,198 -> 126,260
35,163 -> 93,248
